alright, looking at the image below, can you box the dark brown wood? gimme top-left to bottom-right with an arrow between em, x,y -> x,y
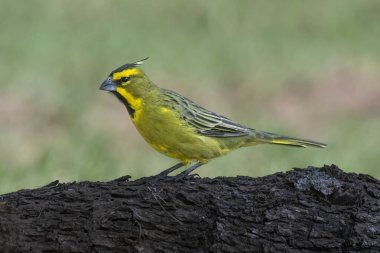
0,164 -> 379,252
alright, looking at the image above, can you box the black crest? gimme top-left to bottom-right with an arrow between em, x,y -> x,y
110,57 -> 149,75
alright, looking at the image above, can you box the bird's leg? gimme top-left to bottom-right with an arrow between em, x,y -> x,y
174,162 -> 204,180
154,162 -> 186,179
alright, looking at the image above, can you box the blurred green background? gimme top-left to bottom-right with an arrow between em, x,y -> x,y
1,1 -> 379,194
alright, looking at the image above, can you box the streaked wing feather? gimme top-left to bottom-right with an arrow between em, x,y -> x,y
162,90 -> 249,137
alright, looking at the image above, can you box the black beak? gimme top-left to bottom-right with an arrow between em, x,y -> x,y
99,77 -> 116,91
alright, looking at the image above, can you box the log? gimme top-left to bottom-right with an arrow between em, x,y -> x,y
0,164 -> 379,252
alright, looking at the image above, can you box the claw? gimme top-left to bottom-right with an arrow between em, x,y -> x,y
173,172 -> 201,181
147,162 -> 204,181
173,162 -> 204,180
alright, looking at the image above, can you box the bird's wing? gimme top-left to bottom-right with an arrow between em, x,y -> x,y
162,90 -> 250,137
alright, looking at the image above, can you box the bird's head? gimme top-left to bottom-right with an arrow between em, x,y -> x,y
99,57 -> 149,93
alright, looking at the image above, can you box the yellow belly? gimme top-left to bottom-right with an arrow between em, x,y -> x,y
131,106 -> 230,163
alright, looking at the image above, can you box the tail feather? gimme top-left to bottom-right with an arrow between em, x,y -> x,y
250,129 -> 327,148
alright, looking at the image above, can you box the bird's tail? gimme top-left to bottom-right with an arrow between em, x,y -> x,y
248,129 -> 327,148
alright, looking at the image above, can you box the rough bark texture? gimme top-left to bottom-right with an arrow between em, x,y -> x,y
0,164 -> 380,252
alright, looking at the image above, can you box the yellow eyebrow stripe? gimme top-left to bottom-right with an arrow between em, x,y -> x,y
113,68 -> 141,80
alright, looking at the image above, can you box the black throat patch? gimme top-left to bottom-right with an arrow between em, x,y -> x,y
111,91 -> 135,118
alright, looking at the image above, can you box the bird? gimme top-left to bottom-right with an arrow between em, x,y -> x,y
99,58 -> 326,179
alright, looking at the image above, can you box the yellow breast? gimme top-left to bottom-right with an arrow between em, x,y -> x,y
114,88 -> 232,162
132,103 -> 229,162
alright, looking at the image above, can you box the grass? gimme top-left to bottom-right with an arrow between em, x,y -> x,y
0,0 -> 380,193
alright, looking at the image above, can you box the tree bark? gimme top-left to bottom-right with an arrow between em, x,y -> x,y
0,164 -> 379,252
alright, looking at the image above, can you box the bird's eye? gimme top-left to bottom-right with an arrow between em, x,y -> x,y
120,76 -> 131,83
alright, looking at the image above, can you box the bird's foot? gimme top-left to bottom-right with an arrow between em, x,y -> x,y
148,162 -> 186,180
147,162 -> 203,181
148,173 -> 199,182
180,173 -> 200,181
172,172 -> 200,181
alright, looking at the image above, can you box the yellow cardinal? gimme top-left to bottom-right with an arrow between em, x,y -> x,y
100,58 -> 326,179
